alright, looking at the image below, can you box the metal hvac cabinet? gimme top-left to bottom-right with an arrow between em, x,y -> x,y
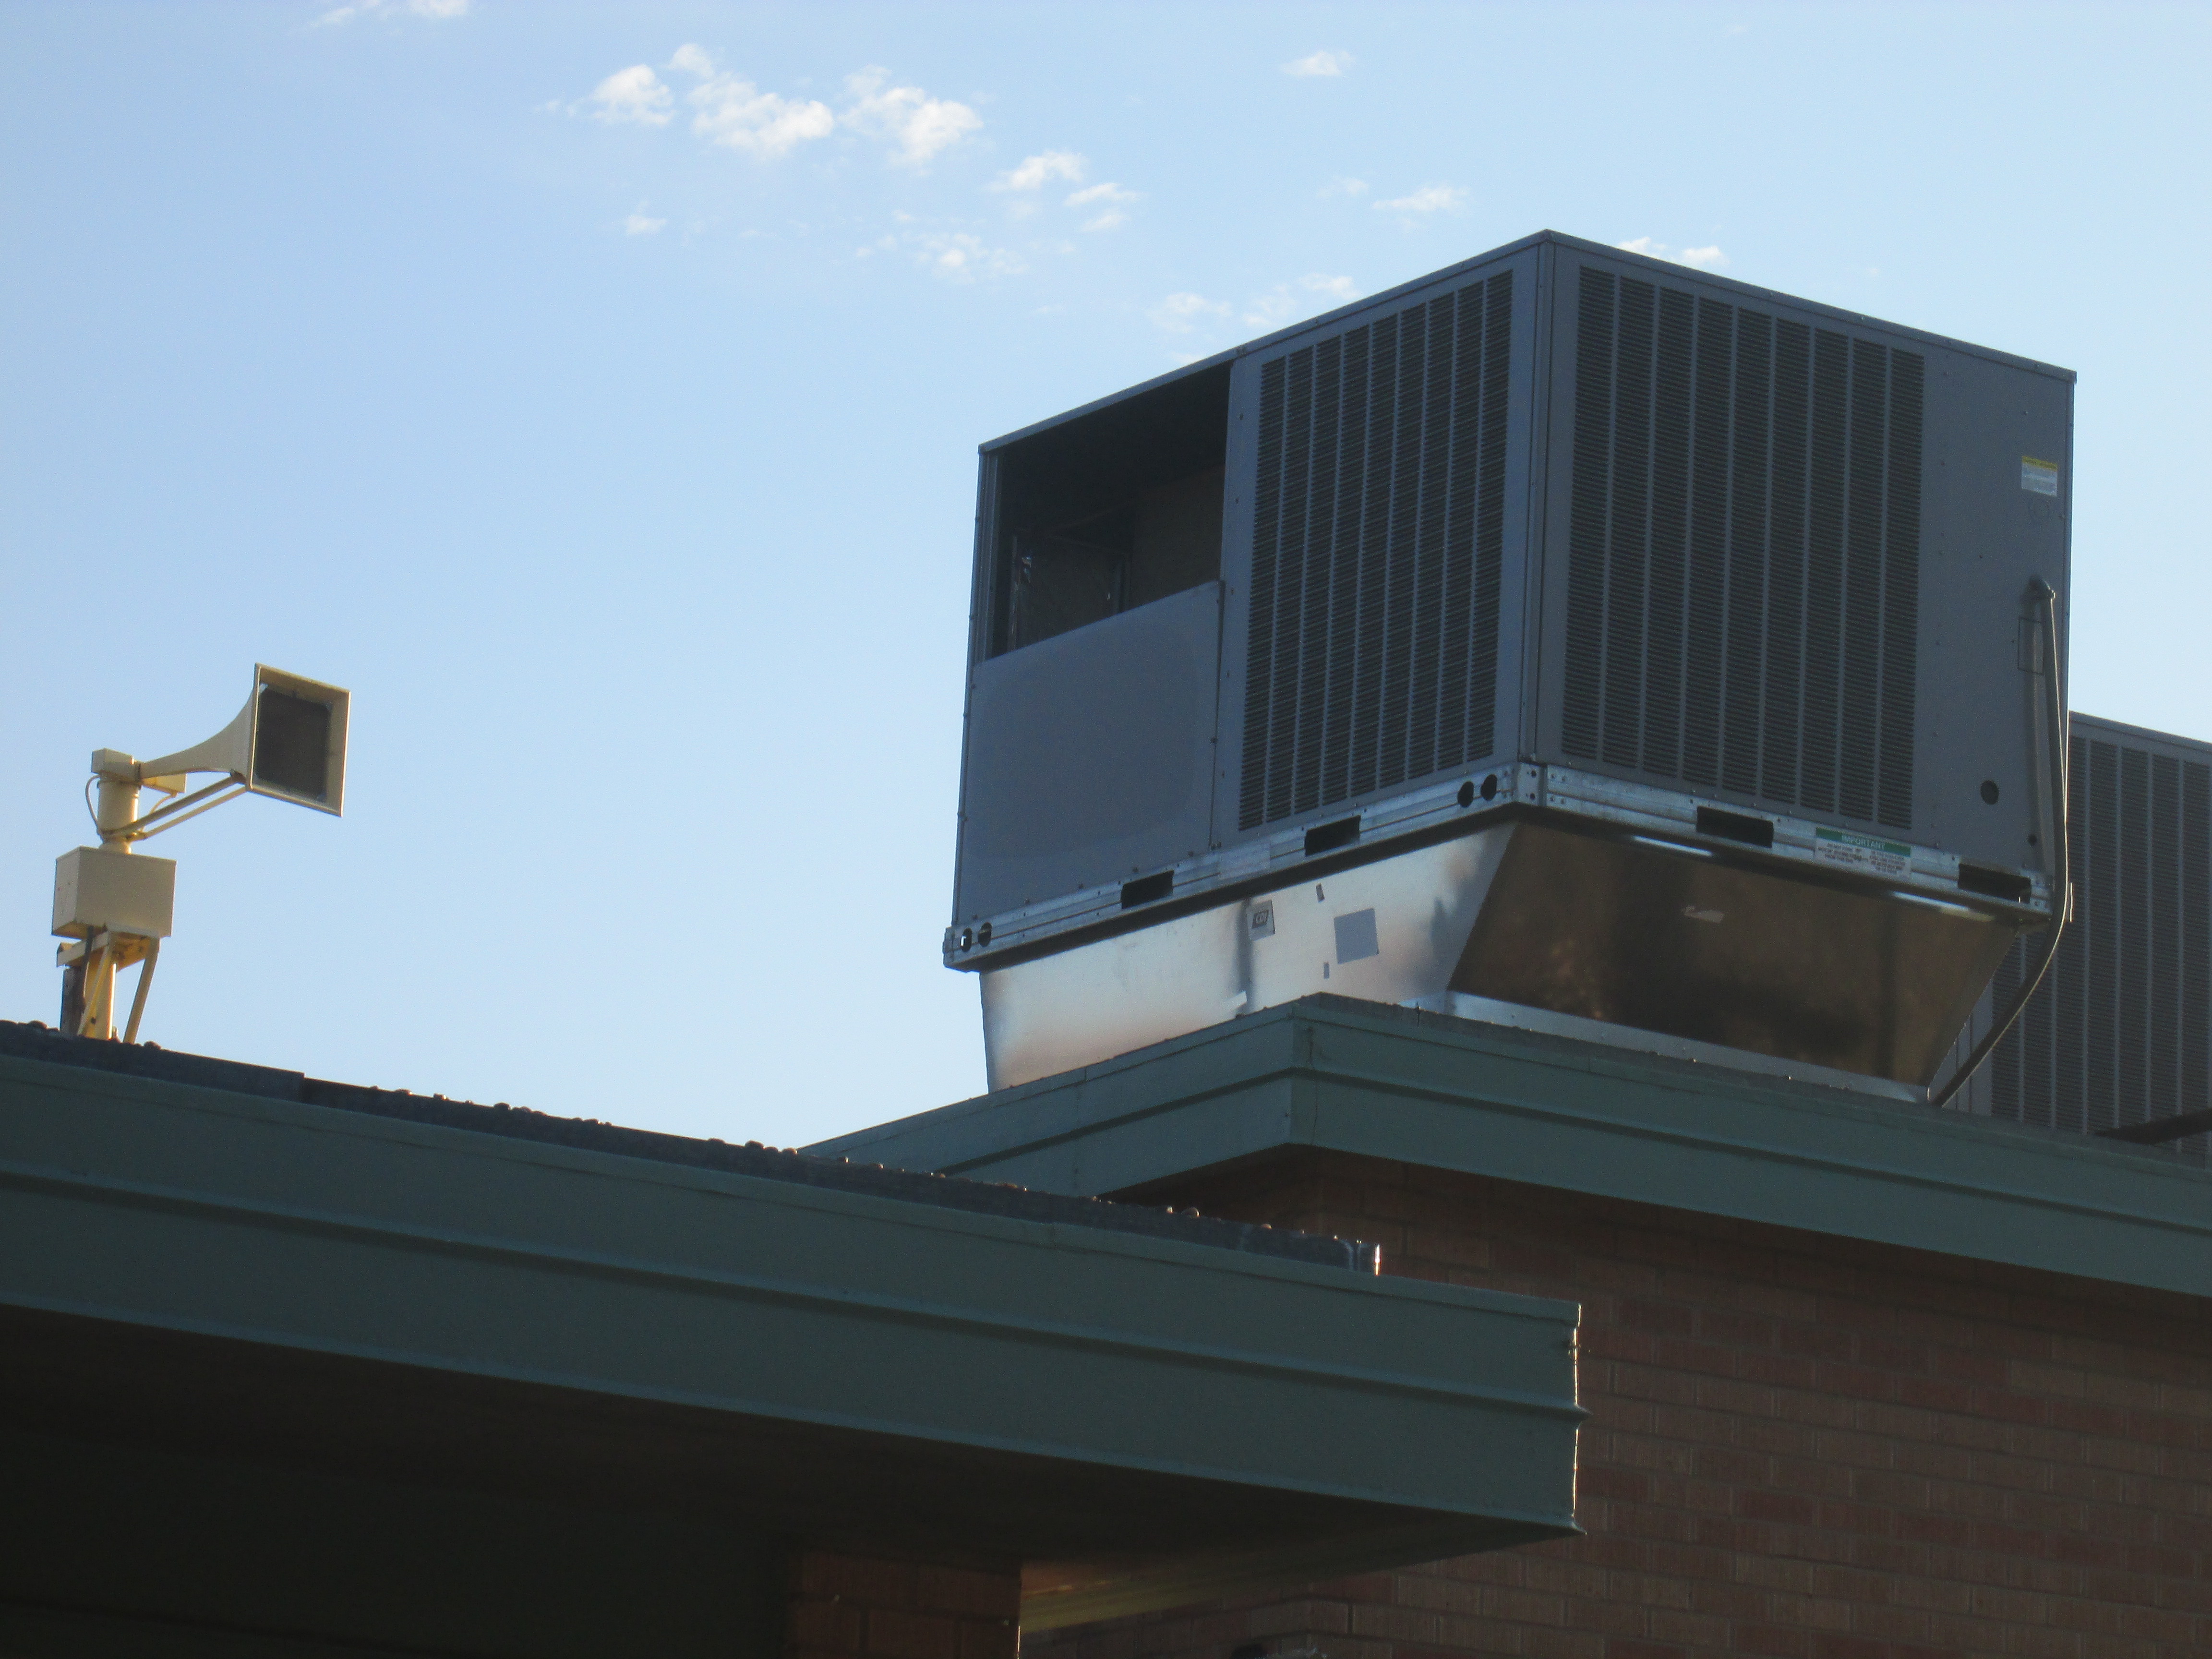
949,231 -> 2073,1092
1948,714 -> 2212,1161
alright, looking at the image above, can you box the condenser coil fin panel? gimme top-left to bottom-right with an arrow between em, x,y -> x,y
1559,265 -> 1924,832
1237,271 -> 1515,832
1981,719 -> 2212,1160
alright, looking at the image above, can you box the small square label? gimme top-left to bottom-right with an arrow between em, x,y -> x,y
1248,900 -> 1275,940
1334,907 -> 1380,964
2020,456 -> 2060,497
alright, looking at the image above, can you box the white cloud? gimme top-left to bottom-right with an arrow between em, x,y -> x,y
623,206 -> 666,236
1282,48 -> 1352,77
672,48 -> 835,157
1242,274 -> 1363,328
1319,176 -> 1369,198
908,231 -> 1023,282
992,151 -> 1086,192
842,68 -> 981,166
863,223 -> 1022,281
1068,181 -> 1141,231
582,65 -> 673,127
1374,184 -> 1465,216
668,43 -> 715,78
574,49 -> 978,170
1148,293 -> 1230,333
314,0 -> 466,24
1616,236 -> 1729,269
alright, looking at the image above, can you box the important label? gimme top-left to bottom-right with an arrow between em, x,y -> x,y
1815,827 -> 1911,878
2020,455 -> 2060,496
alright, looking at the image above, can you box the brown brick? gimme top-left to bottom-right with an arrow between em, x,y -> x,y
867,1610 -> 961,1659
919,1567 -> 1022,1621
1016,1154 -> 2211,1659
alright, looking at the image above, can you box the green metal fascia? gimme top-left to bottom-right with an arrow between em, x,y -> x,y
811,997 -> 2212,1299
0,1050 -> 1580,1529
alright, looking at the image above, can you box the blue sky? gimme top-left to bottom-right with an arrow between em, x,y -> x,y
3,1 -> 2208,1146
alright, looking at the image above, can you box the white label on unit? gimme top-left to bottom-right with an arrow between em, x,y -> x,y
1248,900 -> 1275,940
1814,827 -> 1911,878
2020,455 -> 2060,496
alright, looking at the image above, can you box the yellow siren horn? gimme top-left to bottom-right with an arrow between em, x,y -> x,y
134,664 -> 349,814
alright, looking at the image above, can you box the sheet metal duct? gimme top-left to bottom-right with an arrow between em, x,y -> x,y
981,810 -> 2029,1093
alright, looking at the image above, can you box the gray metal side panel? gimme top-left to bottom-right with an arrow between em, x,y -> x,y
812,997 -> 2212,1299
947,451 -> 1003,932
1211,352 -> 1263,850
955,582 -> 1221,922
1914,344 -> 2073,867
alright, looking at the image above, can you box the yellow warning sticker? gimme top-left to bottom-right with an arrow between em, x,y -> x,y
2020,456 -> 2060,497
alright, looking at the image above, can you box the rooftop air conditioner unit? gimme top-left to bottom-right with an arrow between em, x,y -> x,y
1948,714 -> 2212,1160
947,231 -> 2072,1092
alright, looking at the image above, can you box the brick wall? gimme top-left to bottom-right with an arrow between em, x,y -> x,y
789,1549 -> 1021,1659
1022,1151 -> 2212,1659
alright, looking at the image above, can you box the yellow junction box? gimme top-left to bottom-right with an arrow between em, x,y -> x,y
53,846 -> 176,940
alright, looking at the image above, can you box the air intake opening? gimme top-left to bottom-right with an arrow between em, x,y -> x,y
1694,806 -> 1775,849
1957,863 -> 2032,903
1304,815 -> 1362,856
989,364 -> 1230,656
1120,871 -> 1174,908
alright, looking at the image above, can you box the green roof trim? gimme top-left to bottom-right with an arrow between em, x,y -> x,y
813,996 -> 2212,1299
0,1046 -> 1581,1631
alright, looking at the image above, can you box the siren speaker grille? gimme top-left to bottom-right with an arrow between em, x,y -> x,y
1988,731 -> 2212,1159
252,687 -> 332,803
1238,272 -> 1513,831
1562,266 -> 1923,830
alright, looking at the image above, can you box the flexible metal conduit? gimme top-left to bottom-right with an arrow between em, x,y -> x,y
1931,578 -> 2070,1110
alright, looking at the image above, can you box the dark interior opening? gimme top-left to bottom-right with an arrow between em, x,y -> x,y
1694,806 -> 1775,849
1957,863 -> 2033,903
1303,815 -> 1362,857
1120,871 -> 1175,909
988,362 -> 1231,656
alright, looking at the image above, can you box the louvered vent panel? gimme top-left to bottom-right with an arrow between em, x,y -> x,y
1238,273 -> 1513,831
1561,268 -> 1923,830
1986,732 -> 2212,1162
